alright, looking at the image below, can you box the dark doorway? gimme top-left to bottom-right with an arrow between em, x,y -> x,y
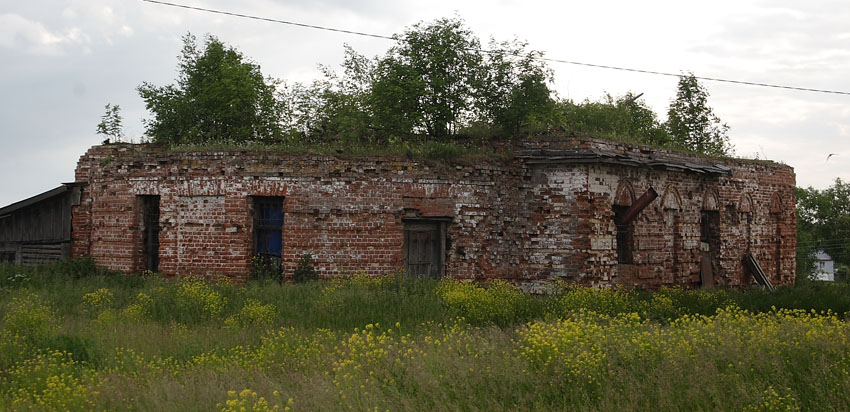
700,210 -> 720,288
139,195 -> 161,272
404,221 -> 446,278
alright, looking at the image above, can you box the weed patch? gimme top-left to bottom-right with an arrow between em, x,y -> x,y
0,263 -> 849,410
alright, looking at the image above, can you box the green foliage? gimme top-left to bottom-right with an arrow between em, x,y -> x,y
744,386 -> 802,412
279,45 -> 377,146
280,17 -> 557,145
415,140 -> 468,160
481,39 -> 555,137
175,277 -> 227,320
251,254 -> 282,282
218,389 -> 292,412
135,21 -> 743,155
4,350 -> 97,412
553,284 -> 643,317
0,329 -> 30,370
517,307 -> 841,410
138,33 -> 284,145
371,17 -> 484,139
54,257 -> 105,279
95,103 -> 124,143
667,73 -> 732,156
517,315 -> 610,389
225,299 -> 277,329
120,292 -> 153,322
81,288 -> 114,315
292,254 -> 317,283
293,45 -> 378,145
435,279 -> 538,326
795,186 -> 819,277
44,335 -> 94,364
0,263 -> 31,288
796,179 -> 850,277
553,92 -> 670,145
1,265 -> 850,410
2,293 -> 57,344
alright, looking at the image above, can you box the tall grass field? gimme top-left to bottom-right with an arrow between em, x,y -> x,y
1,260 -> 850,411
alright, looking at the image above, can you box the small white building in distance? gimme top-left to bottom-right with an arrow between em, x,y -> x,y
813,251 -> 835,281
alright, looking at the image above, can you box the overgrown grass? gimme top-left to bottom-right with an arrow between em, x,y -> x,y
1,260 -> 849,411
161,136 -> 508,164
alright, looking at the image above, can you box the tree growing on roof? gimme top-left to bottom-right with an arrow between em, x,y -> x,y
280,45 -> 378,145
370,17 -> 485,139
95,103 -> 124,143
554,92 -> 670,145
137,33 -> 284,146
480,39 -> 555,137
283,17 -> 556,142
666,73 -> 731,156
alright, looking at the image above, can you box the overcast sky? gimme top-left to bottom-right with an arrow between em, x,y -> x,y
1,0 -> 848,207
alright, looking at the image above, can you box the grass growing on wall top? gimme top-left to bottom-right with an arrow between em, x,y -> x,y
162,137 -> 509,164
1,260 -> 850,411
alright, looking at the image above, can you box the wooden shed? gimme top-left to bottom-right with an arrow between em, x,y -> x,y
0,183 -> 83,265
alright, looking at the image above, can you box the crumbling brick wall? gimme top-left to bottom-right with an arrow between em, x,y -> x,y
72,145 -> 531,281
71,137 -> 796,287
521,137 -> 797,288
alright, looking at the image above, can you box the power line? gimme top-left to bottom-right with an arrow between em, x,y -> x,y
141,0 -> 850,96
799,239 -> 850,247
535,58 -> 850,96
797,238 -> 850,248
141,0 -> 394,40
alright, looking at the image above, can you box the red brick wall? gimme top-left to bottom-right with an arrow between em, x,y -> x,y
71,138 -> 796,287
519,137 -> 797,288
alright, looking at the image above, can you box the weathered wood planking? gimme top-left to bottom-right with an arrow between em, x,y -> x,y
0,184 -> 80,265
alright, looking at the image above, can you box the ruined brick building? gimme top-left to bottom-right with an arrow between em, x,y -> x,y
40,136 -> 793,289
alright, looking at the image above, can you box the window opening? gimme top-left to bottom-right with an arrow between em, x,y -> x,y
253,197 -> 284,280
139,195 -> 161,272
772,213 -> 782,280
741,211 -> 753,252
664,212 -> 682,267
700,210 -> 720,288
613,205 -> 633,264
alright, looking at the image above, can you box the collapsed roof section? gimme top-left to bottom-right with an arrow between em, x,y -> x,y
517,148 -> 733,176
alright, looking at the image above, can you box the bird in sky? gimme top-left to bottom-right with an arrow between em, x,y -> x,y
827,153 -> 839,162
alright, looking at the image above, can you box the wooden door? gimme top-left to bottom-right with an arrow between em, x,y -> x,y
404,222 -> 443,278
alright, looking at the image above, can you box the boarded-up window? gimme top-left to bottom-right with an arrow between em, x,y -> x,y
176,196 -> 227,275
404,221 -> 446,278
139,195 -> 160,272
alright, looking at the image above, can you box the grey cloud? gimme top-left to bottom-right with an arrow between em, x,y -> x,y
691,1 -> 850,81
2,0 -> 848,206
